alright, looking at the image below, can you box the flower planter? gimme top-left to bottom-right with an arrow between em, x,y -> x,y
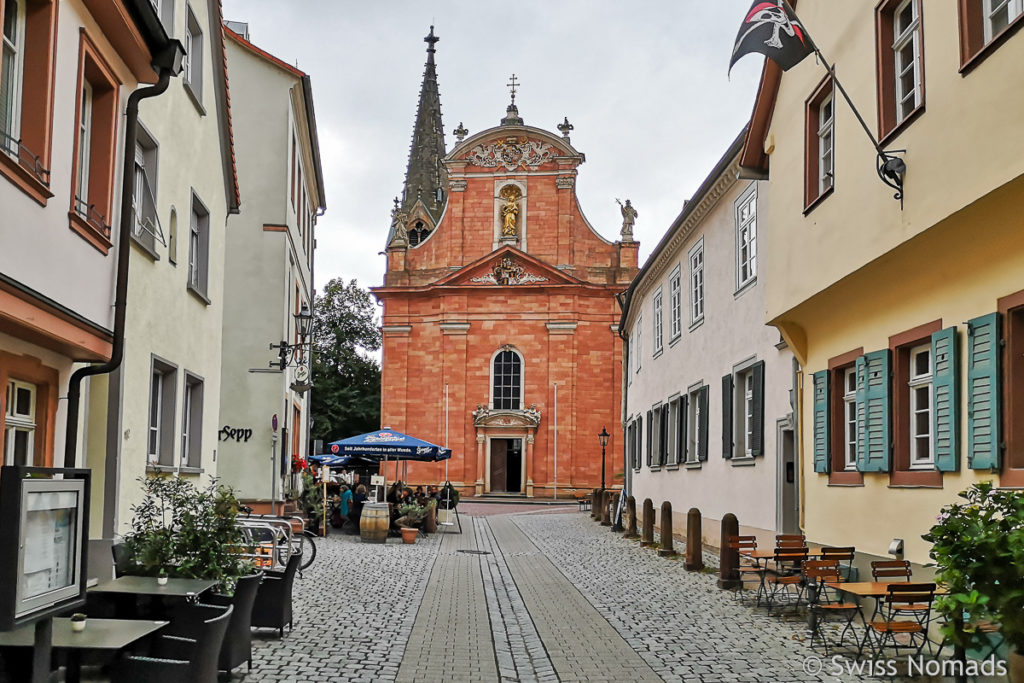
400,527 -> 418,544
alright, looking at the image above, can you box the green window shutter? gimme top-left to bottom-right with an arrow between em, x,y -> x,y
856,350 -> 891,472
967,313 -> 1002,470
750,360 -> 766,456
698,385 -> 709,461
931,326 -> 960,472
645,410 -> 652,467
636,419 -> 643,469
659,407 -> 668,466
722,374 -> 733,459
678,395 -> 688,463
812,370 -> 830,473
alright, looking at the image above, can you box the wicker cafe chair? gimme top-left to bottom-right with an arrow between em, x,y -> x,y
765,547 -> 809,616
861,583 -> 936,658
727,535 -> 763,605
802,560 -> 862,655
112,604 -> 233,683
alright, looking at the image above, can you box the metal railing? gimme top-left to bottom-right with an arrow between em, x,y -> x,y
0,130 -> 51,186
234,515 -> 306,572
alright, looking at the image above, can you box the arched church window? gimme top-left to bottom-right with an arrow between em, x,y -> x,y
492,348 -> 522,410
409,221 -> 430,246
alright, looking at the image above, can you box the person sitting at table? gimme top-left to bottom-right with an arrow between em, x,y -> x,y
350,484 -> 367,533
338,484 -> 353,530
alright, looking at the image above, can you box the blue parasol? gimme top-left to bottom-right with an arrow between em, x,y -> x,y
308,454 -> 379,469
326,429 -> 451,462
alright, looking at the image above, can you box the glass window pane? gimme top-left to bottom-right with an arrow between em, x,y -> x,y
15,385 -> 31,416
13,428 -> 29,465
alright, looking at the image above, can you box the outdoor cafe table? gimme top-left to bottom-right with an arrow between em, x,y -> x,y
825,581 -> 948,597
90,575 -> 218,599
743,546 -> 826,561
0,617 -> 168,683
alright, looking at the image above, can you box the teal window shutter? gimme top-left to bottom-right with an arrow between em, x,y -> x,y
698,385 -> 709,462
678,394 -> 688,463
856,350 -> 891,472
722,374 -> 733,458
812,370 -> 829,473
967,313 -> 1002,470
750,360 -> 766,456
931,326 -> 960,472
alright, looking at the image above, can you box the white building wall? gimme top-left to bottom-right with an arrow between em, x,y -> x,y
624,171 -> 795,549
218,35 -> 315,503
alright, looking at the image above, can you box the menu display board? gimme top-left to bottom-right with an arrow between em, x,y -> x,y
19,488 -> 79,612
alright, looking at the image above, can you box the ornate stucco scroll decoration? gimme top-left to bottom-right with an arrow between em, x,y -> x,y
472,403 -> 542,428
466,137 -> 555,171
555,176 -> 575,189
470,256 -> 549,286
499,185 -> 521,237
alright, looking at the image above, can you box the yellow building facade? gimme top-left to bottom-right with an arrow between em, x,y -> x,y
742,0 -> 1024,565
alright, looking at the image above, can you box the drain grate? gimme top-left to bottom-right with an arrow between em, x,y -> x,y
457,549 -> 492,555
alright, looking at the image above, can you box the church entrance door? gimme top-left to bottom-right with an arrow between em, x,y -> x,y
489,438 -> 523,493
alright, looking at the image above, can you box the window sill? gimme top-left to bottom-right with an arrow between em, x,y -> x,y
879,105 -> 925,147
683,461 -> 703,470
187,283 -> 211,306
668,333 -> 682,348
803,186 -> 834,216
733,279 -> 756,300
665,464 -> 680,471
648,466 -> 661,472
960,13 -> 1024,75
652,348 -> 664,360
68,211 -> 112,255
688,317 -> 704,333
889,468 -> 942,488
183,81 -> 206,116
828,470 -> 864,486
130,232 -> 160,261
0,153 -> 53,207
147,464 -> 204,475
730,456 -> 756,467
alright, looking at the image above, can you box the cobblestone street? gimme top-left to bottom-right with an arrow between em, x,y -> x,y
244,508 -> 894,683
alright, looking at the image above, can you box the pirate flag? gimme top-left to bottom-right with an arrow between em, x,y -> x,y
729,0 -> 815,74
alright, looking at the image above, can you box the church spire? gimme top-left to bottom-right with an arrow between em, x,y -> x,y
399,25 -> 448,228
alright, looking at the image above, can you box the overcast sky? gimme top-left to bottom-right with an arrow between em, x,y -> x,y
221,1 -> 764,294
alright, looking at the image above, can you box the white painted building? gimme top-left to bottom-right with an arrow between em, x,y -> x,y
217,23 -> 324,508
619,130 -> 798,548
84,0 -> 240,546
0,0 -> 178,554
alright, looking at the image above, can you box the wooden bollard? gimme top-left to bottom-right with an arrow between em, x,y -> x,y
640,498 -> 655,547
685,507 -> 703,570
600,491 -> 612,526
717,512 -> 741,589
623,496 -> 639,538
590,488 -> 600,519
658,501 -> 676,557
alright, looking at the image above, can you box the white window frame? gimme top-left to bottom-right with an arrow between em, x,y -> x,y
908,344 -> 934,469
490,347 -> 524,410
733,368 -> 756,458
183,5 -> 203,102
132,145 -> 146,236
689,239 -> 704,325
686,385 -> 702,464
188,206 -> 200,287
181,379 -> 192,466
984,0 -> 1024,42
75,80 -> 94,208
818,93 -> 834,195
652,288 -> 663,355
842,367 -> 858,471
148,368 -> 163,464
668,265 -> 682,340
735,186 -> 757,290
892,0 -> 922,124
4,379 -> 36,466
1,0 -> 27,152
667,397 -> 680,465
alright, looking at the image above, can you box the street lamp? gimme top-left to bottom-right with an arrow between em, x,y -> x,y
598,426 -> 610,491
295,303 -> 313,340
270,304 -> 314,376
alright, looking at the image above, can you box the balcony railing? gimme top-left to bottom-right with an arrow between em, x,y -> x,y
0,131 -> 51,187
74,196 -> 112,241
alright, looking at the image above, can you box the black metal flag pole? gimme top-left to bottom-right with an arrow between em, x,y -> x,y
730,0 -> 906,207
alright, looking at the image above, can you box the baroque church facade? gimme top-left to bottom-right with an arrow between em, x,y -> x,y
373,29 -> 638,497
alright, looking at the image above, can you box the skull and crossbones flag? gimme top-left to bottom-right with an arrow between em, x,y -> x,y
729,0 -> 815,74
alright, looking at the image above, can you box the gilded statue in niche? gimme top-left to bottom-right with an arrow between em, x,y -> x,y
500,185 -> 521,237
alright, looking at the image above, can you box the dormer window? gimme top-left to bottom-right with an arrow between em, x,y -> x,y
409,220 -> 430,246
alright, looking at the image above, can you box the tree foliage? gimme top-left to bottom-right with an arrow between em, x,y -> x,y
310,278 -> 381,446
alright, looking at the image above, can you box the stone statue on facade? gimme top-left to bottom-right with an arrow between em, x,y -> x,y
616,198 -> 637,241
389,198 -> 409,247
499,185 -> 521,238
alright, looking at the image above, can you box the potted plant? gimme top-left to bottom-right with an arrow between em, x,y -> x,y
70,613 -> 87,632
122,476 -> 254,591
396,503 -> 425,544
156,568 -> 168,586
923,482 -> 1024,679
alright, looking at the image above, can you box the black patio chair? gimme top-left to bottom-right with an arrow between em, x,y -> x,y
111,604 -> 233,683
206,571 -> 262,675
251,552 -> 300,637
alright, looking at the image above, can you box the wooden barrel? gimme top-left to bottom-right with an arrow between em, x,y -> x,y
360,503 -> 390,544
